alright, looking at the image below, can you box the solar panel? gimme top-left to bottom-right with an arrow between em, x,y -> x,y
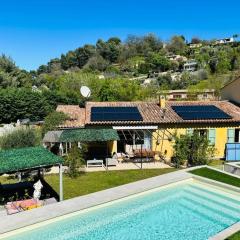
91,107 -> 143,122
172,105 -> 232,120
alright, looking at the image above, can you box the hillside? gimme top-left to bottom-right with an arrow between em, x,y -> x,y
0,34 -> 240,123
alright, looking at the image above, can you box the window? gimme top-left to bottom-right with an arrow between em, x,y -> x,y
228,129 -> 235,143
235,129 -> 240,143
227,129 -> 240,143
173,94 -> 182,99
198,129 -> 208,137
193,129 -> 215,145
208,129 -> 216,145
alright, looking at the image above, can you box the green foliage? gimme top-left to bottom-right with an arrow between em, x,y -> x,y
84,54 -> 109,71
43,111 -> 68,135
96,38 -> 121,63
0,54 -> 32,88
0,128 -> 40,150
173,132 -> 215,167
65,144 -> 87,178
0,34 -> 240,125
166,35 -> 186,55
157,73 -> 172,89
0,88 -> 50,123
0,87 -> 78,124
147,53 -> 171,72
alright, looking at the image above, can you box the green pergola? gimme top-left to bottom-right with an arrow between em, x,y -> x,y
59,128 -> 120,142
0,146 -> 64,201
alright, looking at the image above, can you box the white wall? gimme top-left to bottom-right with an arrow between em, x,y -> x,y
221,79 -> 240,104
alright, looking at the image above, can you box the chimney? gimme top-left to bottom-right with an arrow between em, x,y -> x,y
159,95 -> 166,109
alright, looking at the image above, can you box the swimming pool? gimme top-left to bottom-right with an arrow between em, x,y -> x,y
3,180 -> 240,240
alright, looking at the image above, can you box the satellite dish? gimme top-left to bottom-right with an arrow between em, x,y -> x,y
80,86 -> 91,98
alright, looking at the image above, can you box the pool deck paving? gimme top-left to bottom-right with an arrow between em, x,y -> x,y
1,166 -> 240,240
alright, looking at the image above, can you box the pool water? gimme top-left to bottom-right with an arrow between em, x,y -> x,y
5,180 -> 240,240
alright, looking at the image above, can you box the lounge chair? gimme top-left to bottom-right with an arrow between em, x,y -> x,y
105,158 -> 118,166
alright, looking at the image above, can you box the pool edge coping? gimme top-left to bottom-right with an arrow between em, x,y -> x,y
190,175 -> 240,240
0,169 -> 192,236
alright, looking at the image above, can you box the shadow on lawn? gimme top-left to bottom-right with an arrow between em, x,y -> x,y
0,177 -> 59,205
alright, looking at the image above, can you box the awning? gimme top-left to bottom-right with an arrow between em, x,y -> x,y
0,147 -> 63,174
59,128 -> 120,142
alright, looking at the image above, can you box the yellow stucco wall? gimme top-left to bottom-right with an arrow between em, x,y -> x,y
152,127 -> 234,162
215,128 -> 228,158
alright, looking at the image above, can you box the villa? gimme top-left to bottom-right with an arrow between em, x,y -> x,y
163,89 -> 216,101
183,60 -> 198,72
42,98 -> 240,164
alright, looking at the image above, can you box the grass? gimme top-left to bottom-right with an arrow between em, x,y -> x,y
44,168 -> 176,200
190,167 -> 240,188
226,232 -> 240,240
0,175 -> 18,184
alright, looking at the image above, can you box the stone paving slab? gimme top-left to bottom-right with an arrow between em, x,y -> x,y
0,169 -> 191,235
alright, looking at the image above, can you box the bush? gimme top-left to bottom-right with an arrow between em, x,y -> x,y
42,111 -> 68,135
173,132 -> 215,168
0,128 -> 40,150
65,144 -> 87,178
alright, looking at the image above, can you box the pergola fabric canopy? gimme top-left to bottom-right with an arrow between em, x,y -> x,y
0,147 -> 63,174
59,128 -> 120,142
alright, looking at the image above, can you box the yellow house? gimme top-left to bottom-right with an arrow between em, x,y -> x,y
56,99 -> 240,162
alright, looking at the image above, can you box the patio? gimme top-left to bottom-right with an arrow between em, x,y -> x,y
84,161 -> 171,172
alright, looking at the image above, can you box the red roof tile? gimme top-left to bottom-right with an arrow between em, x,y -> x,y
56,101 -> 240,127
56,105 -> 85,128
166,101 -> 240,124
85,101 -> 164,125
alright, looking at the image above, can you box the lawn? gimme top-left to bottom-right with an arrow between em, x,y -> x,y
226,232 -> 240,240
44,168 -> 176,200
190,167 -> 240,188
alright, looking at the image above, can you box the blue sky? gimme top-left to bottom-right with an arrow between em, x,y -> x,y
1,0 -> 240,70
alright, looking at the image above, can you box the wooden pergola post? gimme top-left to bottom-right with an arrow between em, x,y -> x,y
59,164 -> 63,201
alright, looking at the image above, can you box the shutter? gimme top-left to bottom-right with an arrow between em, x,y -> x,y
227,129 -> 235,143
208,129 -> 216,145
186,128 -> 193,135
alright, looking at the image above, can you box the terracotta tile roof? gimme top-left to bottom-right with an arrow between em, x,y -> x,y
57,101 -> 240,128
56,105 -> 85,128
166,101 -> 240,124
85,101 -> 164,125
